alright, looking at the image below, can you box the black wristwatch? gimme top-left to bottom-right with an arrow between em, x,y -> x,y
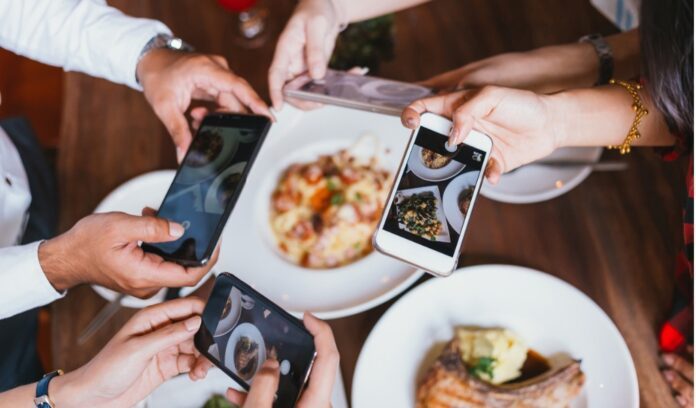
579,33 -> 614,86
34,370 -> 63,408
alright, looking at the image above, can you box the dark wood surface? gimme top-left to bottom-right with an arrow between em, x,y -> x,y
53,1 -> 687,407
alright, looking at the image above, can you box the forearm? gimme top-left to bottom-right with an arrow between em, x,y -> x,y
338,0 -> 430,23
0,371 -> 82,408
550,84 -> 674,148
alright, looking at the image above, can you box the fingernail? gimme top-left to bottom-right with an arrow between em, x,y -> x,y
169,222 -> 184,238
406,117 -> 417,128
185,315 -> 201,332
263,359 -> 280,369
662,354 -> 674,365
676,395 -> 687,406
663,369 -> 675,381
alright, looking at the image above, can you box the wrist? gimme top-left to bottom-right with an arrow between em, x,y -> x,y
47,370 -> 86,408
38,236 -> 79,292
542,91 -> 571,149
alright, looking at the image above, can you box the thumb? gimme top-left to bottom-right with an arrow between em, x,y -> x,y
305,18 -> 330,79
244,359 -> 280,407
152,99 -> 193,162
119,214 -> 184,243
135,315 -> 202,358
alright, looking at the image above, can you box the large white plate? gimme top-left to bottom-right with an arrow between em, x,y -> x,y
481,147 -> 602,204
218,104 -> 423,319
91,170 -> 211,308
352,265 -> 638,408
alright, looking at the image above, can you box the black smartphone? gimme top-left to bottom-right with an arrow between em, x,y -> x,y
195,273 -> 317,407
142,113 -> 271,266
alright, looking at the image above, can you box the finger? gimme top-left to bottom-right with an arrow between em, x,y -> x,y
133,315 -> 202,358
190,355 -> 214,380
663,369 -> 694,400
675,394 -> 692,407
687,345 -> 694,356
663,353 -> 694,382
176,353 -> 198,374
268,24 -> 299,110
226,388 -> 246,406
484,157 -> 503,184
400,92 -> 464,129
347,66 -> 369,76
127,298 -> 205,334
141,207 -> 157,217
244,359 -> 280,407
305,17 -> 330,79
419,69 -> 462,91
152,98 -> 193,161
216,92 -> 244,113
190,106 -> 210,132
301,313 -> 339,405
198,66 -> 271,118
117,213 -> 184,243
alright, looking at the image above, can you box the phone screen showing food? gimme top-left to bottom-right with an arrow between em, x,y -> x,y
382,127 -> 487,256
196,274 -> 316,408
143,115 -> 268,264
298,70 -> 432,110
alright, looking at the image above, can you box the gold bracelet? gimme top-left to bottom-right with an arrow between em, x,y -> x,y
607,79 -> 649,154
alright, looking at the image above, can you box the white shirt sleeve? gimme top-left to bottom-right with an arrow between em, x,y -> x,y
0,241 -> 64,319
0,0 -> 172,90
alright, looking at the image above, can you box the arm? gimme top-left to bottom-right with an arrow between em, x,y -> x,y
422,29 -> 640,94
0,0 -> 169,89
340,0 -> 431,23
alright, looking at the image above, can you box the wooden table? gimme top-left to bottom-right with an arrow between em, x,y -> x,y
53,1 -> 688,406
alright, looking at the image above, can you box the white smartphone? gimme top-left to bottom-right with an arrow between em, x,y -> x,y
283,69 -> 432,116
374,113 -> 492,276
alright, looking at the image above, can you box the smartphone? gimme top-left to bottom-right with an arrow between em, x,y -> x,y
374,113 -> 492,276
195,273 -> 317,407
141,113 -> 271,266
283,69 -> 433,116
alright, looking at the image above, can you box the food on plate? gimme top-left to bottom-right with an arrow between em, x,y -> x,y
188,128 -> 224,167
202,395 -> 235,408
234,336 -> 260,380
216,171 -> 243,208
421,148 -> 452,169
458,187 -> 474,216
270,149 -> 391,268
416,328 -> 585,407
397,192 -> 442,240
221,297 -> 232,319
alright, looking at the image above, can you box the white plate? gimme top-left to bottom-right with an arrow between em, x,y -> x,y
442,171 -> 480,232
395,185 -> 450,243
481,147 -> 602,204
408,146 -> 466,182
91,171 -> 211,308
352,265 -> 638,408
214,287 -> 243,337
218,104 -> 423,319
225,322 -> 266,382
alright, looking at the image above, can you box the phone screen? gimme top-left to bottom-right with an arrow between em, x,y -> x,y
144,115 -> 268,264
297,70 -> 432,110
196,274 -> 316,407
382,127 -> 487,256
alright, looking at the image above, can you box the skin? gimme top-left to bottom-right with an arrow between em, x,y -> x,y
0,298 -> 211,407
39,209 -> 219,298
226,313 -> 340,407
137,49 -> 272,161
662,346 -> 694,407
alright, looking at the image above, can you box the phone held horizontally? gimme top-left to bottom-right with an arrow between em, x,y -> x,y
373,113 -> 492,276
195,273 -> 317,408
141,113 -> 271,267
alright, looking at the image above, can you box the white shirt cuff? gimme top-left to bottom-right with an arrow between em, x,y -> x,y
0,241 -> 65,319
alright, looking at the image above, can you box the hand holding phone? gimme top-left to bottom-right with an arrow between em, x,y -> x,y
195,273 -> 319,408
142,113 -> 271,266
374,113 -> 492,276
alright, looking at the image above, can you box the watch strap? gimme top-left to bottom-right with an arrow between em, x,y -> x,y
136,33 -> 195,84
34,369 -> 63,408
579,33 -> 614,86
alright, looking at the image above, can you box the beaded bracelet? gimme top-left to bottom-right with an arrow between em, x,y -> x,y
607,79 -> 649,155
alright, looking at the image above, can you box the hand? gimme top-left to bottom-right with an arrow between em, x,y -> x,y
268,0 -> 342,110
38,211 -> 218,298
401,86 -> 558,183
137,49 -> 271,161
661,346 -> 694,407
227,313 -> 339,407
49,298 -> 211,407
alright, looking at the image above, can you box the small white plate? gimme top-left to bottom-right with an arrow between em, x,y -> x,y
225,322 -> 266,382
91,171 -> 211,308
442,170 -> 480,231
352,265 -> 639,408
481,147 -> 602,204
408,146 -> 466,182
395,185 -> 450,243
214,287 -> 243,337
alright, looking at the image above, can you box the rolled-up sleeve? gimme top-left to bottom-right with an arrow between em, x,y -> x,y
0,0 -> 171,90
0,241 -> 64,319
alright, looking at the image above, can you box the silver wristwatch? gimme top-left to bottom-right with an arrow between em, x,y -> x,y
136,33 -> 195,83
579,33 -> 614,86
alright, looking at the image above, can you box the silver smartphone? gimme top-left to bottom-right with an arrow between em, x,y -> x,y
283,69 -> 433,116
373,113 -> 492,276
